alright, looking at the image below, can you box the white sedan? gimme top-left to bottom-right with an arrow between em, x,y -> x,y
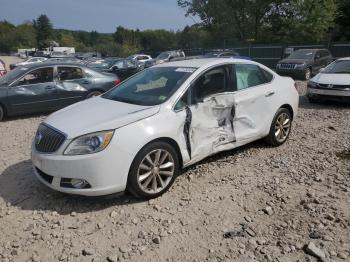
307,57 -> 350,102
31,58 -> 299,199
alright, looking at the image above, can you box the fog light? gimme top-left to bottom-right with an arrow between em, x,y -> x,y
71,179 -> 88,189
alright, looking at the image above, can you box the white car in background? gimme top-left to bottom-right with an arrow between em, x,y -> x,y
128,54 -> 152,64
10,57 -> 48,69
307,57 -> 350,102
31,58 -> 299,199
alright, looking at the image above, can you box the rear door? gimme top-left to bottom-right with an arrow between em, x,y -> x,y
55,66 -> 91,106
7,66 -> 59,114
231,63 -> 277,141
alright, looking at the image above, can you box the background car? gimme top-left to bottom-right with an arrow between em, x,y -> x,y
128,54 -> 152,64
203,50 -> 251,60
276,49 -> 333,80
307,57 -> 350,103
144,50 -> 185,68
0,63 -> 120,121
0,59 -> 6,76
9,57 -> 48,70
88,58 -> 142,81
31,58 -> 298,199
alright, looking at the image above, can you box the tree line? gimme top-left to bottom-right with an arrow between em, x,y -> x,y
0,0 -> 349,57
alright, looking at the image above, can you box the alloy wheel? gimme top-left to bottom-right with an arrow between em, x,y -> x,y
274,112 -> 291,143
137,149 -> 175,194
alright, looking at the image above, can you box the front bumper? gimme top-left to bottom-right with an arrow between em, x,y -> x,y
308,87 -> 350,101
276,68 -> 306,79
31,135 -> 135,196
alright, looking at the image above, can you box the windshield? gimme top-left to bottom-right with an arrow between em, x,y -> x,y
288,50 -> 315,59
0,67 -> 27,85
322,60 -> 350,74
157,52 -> 170,60
102,67 -> 196,106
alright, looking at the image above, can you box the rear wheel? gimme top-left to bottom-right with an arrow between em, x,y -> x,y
86,90 -> 103,99
0,105 -> 4,121
127,141 -> 179,199
265,108 -> 292,147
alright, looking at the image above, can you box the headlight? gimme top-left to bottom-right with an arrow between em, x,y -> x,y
64,130 -> 114,155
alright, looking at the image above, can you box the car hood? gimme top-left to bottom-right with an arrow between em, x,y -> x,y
44,97 -> 160,139
312,73 -> 350,85
278,58 -> 312,64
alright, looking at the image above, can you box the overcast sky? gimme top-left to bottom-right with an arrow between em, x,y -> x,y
0,0 -> 196,32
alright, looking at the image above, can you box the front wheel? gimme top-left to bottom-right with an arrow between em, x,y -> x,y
127,141 -> 179,199
265,108 -> 292,147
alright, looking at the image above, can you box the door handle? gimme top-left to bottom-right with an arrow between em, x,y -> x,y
265,91 -> 275,97
82,81 -> 90,84
45,86 -> 54,89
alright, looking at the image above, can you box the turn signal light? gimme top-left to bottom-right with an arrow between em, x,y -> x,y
113,79 -> 121,85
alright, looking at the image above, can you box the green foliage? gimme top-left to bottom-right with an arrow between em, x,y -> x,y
33,14 -> 53,48
0,5 -> 348,56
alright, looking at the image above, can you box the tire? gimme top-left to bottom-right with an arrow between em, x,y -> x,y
86,90 -> 103,99
265,108 -> 292,147
0,105 -> 4,121
304,67 -> 311,80
307,95 -> 318,103
127,141 -> 179,199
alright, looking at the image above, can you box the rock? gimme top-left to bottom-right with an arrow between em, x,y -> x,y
337,252 -> 348,260
152,236 -> 161,244
138,231 -> 147,239
305,242 -> 326,261
107,255 -> 119,262
110,211 -> 118,218
119,246 -> 131,253
70,212 -> 77,217
82,248 -> 95,256
263,206 -> 274,215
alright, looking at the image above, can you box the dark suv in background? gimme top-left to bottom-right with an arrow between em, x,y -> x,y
276,49 -> 333,80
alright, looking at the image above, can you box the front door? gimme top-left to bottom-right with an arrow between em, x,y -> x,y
184,65 -> 237,163
7,66 -> 58,114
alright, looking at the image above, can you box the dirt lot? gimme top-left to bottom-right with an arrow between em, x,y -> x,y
0,56 -> 23,70
0,81 -> 349,262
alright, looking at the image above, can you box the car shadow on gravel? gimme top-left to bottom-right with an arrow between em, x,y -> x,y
0,160 -> 144,215
299,95 -> 350,110
0,139 -> 271,214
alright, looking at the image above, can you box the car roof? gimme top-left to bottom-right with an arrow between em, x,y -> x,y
337,57 -> 350,61
154,58 -> 253,68
23,62 -> 85,69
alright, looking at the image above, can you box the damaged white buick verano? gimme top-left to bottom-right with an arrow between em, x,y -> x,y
32,58 -> 299,198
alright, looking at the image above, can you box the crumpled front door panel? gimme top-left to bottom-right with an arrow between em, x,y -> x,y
188,94 -> 236,163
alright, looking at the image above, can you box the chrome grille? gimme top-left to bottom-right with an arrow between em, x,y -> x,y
318,83 -> 350,90
279,63 -> 296,70
35,124 -> 66,153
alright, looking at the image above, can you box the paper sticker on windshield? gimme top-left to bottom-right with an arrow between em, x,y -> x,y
175,68 -> 196,73
159,96 -> 167,101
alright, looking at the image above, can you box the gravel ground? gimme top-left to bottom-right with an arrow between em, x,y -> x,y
0,81 -> 349,262
0,56 -> 23,70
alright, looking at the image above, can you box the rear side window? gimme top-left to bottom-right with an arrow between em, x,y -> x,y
235,64 -> 271,90
58,67 -> 84,80
16,67 -> 53,86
